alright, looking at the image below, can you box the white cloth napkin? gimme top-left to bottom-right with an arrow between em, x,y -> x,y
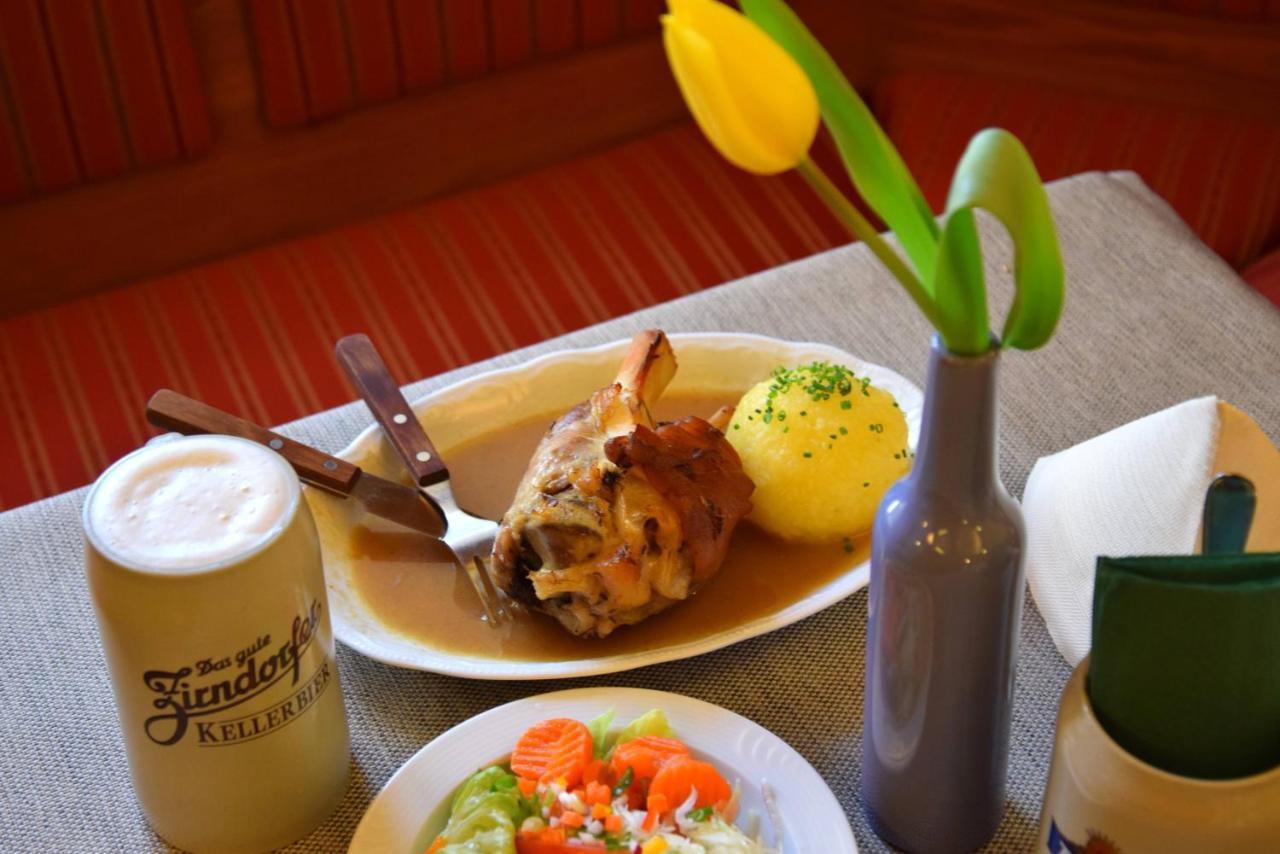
1023,396 -> 1221,666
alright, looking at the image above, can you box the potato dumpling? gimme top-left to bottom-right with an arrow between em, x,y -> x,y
726,362 -> 911,542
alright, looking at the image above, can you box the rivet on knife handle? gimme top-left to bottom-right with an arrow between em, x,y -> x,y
335,333 -> 449,487
144,389 -> 361,496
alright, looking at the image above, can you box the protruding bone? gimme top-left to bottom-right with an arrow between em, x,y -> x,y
614,330 -> 676,407
707,405 -> 735,432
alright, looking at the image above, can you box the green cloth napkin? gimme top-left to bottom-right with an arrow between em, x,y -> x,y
1088,552 -> 1280,779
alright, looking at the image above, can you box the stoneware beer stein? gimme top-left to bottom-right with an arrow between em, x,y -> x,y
84,434 -> 350,852
1037,657 -> 1280,852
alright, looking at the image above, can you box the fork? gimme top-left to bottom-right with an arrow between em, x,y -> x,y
335,333 -> 510,626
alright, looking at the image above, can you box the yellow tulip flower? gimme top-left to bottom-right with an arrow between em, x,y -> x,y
662,0 -> 820,175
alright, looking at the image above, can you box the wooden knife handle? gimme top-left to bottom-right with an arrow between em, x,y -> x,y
145,389 -> 361,495
334,333 -> 450,487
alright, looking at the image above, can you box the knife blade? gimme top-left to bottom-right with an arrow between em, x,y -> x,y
344,469 -> 446,537
145,389 -> 446,538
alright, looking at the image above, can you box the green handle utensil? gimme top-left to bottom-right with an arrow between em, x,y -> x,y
1202,473 -> 1256,554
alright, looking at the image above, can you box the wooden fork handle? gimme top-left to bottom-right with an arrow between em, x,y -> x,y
145,389 -> 361,495
334,333 -> 450,487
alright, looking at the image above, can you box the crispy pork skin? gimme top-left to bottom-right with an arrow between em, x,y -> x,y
490,330 -> 754,637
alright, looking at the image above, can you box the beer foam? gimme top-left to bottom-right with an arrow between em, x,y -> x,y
86,435 -> 297,573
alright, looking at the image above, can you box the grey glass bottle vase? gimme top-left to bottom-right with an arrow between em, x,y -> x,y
861,336 -> 1025,853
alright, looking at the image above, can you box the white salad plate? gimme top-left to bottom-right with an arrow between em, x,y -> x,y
348,686 -> 857,854
309,332 -> 922,679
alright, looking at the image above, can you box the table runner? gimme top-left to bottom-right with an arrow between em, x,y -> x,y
2,172 -> 1277,852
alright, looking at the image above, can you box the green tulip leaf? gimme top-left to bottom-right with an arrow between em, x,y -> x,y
730,1 -> 1063,354
739,0 -> 940,283
938,128 -> 1064,351
932,207 -> 990,355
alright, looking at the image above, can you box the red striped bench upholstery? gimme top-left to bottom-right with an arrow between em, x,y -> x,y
245,0 -> 663,126
0,0 -> 210,202
2,6 -> 1278,511
874,71 -> 1280,271
0,123 -> 849,509
1243,248 -> 1280,307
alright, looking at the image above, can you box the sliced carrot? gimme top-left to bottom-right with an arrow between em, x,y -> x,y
582,758 -> 606,786
648,757 -> 732,811
585,781 -> 611,805
560,810 -> 585,829
511,718 -> 594,787
609,736 -> 690,783
515,831 -> 605,854
425,836 -> 446,854
646,793 -> 669,815
590,802 -> 610,819
604,814 -> 623,833
517,777 -> 538,797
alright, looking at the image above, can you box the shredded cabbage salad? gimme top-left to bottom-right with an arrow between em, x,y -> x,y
425,710 -> 777,854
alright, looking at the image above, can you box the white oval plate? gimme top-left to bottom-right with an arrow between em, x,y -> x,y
348,687 -> 857,854
309,333 -> 921,679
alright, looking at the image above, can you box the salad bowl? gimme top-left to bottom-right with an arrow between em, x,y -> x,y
349,687 -> 856,853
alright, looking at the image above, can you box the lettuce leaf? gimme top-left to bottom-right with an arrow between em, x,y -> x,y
683,815 -> 773,853
437,766 -> 529,853
604,709 -> 677,758
586,709 -> 615,759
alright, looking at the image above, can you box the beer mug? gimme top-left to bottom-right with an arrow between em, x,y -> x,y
1038,657 -> 1280,853
84,434 -> 350,852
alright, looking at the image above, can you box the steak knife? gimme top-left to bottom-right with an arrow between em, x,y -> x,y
145,389 -> 445,538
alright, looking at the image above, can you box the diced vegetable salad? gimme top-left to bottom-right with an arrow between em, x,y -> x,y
424,710 -> 774,854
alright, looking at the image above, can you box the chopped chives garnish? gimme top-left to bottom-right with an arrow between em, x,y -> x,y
755,362 -> 870,426
612,767 -> 633,797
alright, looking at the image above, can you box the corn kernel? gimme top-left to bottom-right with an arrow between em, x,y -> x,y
642,839 -> 669,854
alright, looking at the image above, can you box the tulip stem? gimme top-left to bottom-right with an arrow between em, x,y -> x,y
796,157 -> 948,336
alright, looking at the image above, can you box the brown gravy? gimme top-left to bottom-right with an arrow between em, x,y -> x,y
348,393 -> 866,661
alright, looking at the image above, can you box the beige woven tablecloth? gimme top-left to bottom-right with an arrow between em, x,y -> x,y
2,172 -> 1278,852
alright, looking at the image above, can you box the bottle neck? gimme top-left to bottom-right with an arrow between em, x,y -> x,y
911,336 -> 1001,495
